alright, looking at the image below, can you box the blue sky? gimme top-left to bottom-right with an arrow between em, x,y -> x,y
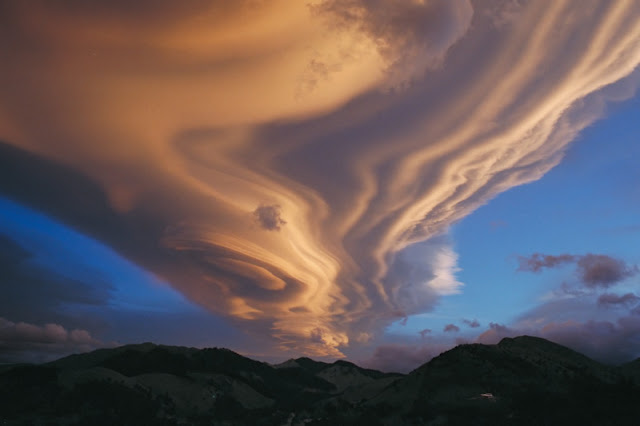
389,91 -> 640,341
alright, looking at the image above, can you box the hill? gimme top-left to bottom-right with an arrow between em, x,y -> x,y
1,336 -> 640,425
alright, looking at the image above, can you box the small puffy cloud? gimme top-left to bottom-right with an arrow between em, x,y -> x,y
463,319 -> 480,328
443,324 -> 460,333
577,254 -> 638,288
0,317 -> 108,363
253,204 -> 286,231
597,293 -> 640,308
518,253 -> 637,288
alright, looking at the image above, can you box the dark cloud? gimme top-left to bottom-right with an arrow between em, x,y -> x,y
597,293 -> 640,308
443,324 -> 460,333
0,142 -> 129,242
463,318 -> 480,328
552,282 -> 589,298
253,204 -> 286,231
0,233 -> 29,270
378,240 -> 442,315
577,254 -> 638,288
418,328 -> 431,338
0,234 -> 113,327
310,328 -> 325,344
0,141 -> 183,291
0,317 -> 108,363
517,253 -> 576,272
518,252 -> 637,287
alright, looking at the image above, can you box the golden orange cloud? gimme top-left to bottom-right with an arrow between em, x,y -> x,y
0,0 -> 639,357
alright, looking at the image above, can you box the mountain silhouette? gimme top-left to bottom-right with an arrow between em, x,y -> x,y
1,336 -> 639,425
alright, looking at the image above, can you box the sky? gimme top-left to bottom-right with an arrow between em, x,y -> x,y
1,0 -> 639,371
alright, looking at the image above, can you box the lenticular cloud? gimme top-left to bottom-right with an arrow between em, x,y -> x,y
0,0 -> 639,356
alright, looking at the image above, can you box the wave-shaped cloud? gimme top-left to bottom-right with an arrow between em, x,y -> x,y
1,0 -> 639,357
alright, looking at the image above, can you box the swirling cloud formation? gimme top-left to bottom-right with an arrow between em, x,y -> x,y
1,0 -> 639,357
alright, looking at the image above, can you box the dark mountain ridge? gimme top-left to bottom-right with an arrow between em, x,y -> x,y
2,336 -> 640,425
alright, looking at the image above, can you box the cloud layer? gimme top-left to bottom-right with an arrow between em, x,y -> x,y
519,253 -> 638,287
0,317 -> 107,363
479,251 -> 640,364
1,0 -> 639,357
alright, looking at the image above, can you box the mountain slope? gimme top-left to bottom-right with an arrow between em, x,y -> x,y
368,336 -> 638,425
2,336 -> 640,425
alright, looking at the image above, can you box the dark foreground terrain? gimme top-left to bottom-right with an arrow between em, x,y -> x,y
2,336 -> 640,425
